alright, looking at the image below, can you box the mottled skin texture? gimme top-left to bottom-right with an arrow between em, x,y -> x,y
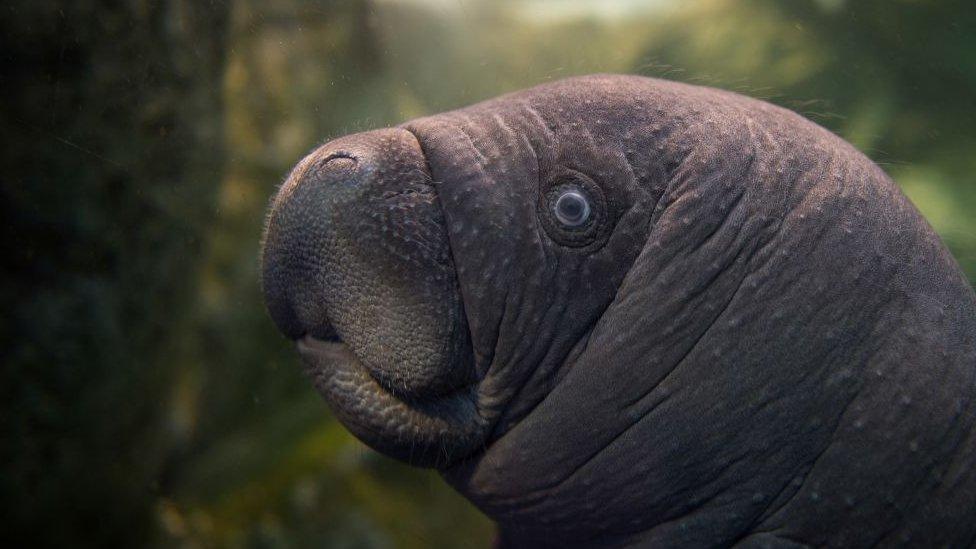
261,75 -> 976,547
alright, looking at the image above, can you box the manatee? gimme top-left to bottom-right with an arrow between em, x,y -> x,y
260,74 -> 976,547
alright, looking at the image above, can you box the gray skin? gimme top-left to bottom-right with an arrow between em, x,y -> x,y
261,74 -> 976,547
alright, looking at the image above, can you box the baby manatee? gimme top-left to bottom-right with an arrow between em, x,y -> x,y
261,75 -> 976,547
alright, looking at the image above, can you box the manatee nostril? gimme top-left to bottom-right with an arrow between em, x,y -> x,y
323,151 -> 356,162
321,152 -> 357,169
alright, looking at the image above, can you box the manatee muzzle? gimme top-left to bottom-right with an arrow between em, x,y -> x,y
261,128 -> 484,465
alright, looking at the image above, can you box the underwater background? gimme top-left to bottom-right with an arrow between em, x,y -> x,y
3,0 -> 974,546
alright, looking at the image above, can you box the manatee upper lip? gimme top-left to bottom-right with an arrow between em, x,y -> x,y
300,314 -> 473,401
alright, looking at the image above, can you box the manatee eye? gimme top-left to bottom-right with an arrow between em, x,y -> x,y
553,189 -> 591,227
539,170 -> 608,249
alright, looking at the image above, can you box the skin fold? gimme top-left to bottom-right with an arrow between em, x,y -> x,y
261,74 -> 976,547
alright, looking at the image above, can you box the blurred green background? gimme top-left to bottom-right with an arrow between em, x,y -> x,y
2,0 -> 974,546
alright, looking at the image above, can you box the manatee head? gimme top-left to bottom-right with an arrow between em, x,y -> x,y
261,75 -> 976,546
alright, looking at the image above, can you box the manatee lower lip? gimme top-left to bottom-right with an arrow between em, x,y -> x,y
296,333 -> 348,362
296,335 -> 488,468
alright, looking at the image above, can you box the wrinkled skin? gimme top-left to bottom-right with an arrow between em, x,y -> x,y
261,75 -> 976,547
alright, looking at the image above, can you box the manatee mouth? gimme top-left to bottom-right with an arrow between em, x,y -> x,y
261,128 -> 489,467
296,333 -> 485,467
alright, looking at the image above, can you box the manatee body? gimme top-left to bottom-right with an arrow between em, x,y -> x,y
261,74 -> 976,547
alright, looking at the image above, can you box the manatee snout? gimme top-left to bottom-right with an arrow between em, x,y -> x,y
261,127 -> 476,409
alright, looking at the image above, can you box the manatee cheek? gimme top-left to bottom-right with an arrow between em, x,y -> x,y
261,128 -> 474,400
